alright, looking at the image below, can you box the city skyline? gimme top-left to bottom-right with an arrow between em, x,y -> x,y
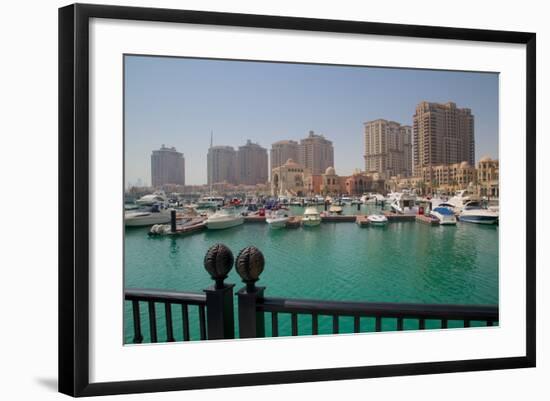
124,55 -> 498,186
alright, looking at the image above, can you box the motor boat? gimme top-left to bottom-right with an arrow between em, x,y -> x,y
340,196 -> 353,205
390,192 -> 418,215
135,191 -> 167,206
430,206 -> 457,225
448,189 -> 479,213
459,201 -> 499,225
367,214 -> 388,226
124,204 -> 172,227
362,193 -> 386,204
205,207 -> 244,229
329,204 -> 343,214
197,196 -> 224,209
302,207 -> 321,227
266,209 -> 291,229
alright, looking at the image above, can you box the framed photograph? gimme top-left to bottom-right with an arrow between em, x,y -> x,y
58,3 -> 536,397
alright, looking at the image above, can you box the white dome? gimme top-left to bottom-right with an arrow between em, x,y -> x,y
325,166 -> 336,175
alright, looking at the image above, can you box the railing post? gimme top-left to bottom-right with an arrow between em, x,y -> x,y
203,243 -> 236,340
235,246 -> 266,338
204,284 -> 235,340
237,286 -> 265,338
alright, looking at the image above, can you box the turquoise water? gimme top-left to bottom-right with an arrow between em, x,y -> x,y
124,206 -> 498,343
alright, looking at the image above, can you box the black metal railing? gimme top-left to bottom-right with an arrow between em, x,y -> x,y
255,297 -> 498,337
125,288 -> 207,343
124,243 -> 499,342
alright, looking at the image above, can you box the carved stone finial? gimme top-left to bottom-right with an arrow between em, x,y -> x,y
203,243 -> 234,289
235,246 -> 265,292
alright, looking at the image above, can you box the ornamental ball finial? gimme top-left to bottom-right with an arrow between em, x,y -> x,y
203,243 -> 234,289
235,246 -> 265,291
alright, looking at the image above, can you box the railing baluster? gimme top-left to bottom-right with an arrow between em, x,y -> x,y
375,316 -> 382,332
181,304 -> 190,341
333,315 -> 339,334
291,313 -> 298,336
164,303 -> 175,342
131,300 -> 143,344
419,318 -> 425,330
312,313 -> 318,335
199,305 -> 207,340
464,319 -> 471,328
271,312 -> 279,337
354,316 -> 360,333
397,317 -> 404,331
441,319 -> 448,329
148,301 -> 157,343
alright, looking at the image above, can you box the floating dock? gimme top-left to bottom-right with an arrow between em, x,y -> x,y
355,215 -> 370,227
320,214 -> 357,222
244,215 -> 267,223
285,216 -> 302,228
416,214 -> 440,226
383,211 -> 417,222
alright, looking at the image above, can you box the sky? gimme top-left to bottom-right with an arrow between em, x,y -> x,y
124,55 -> 499,187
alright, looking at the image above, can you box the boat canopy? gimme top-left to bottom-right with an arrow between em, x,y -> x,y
433,207 -> 454,215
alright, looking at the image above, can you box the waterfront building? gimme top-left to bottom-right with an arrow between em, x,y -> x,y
413,101 -> 475,177
305,174 -> 323,195
364,119 -> 412,178
237,140 -> 269,185
343,169 -> 386,196
477,156 -> 499,198
271,158 -> 306,197
151,145 -> 185,188
270,140 -> 299,179
298,130 -> 334,175
419,161 -> 476,193
207,145 -> 237,185
321,166 -> 342,195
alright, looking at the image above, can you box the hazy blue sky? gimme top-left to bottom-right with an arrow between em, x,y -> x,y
124,55 -> 498,186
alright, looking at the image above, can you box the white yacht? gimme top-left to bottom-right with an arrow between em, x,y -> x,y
367,214 -> 388,226
135,191 -> 167,206
205,207 -> 244,230
362,193 -> 386,204
430,206 -> 457,225
124,204 -> 172,227
302,207 -> 321,227
266,209 -> 291,229
390,191 -> 418,215
459,201 -> 499,225
448,189 -> 479,213
329,204 -> 343,214
197,196 -> 224,209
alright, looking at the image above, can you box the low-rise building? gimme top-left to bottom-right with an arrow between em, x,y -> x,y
477,156 -> 499,198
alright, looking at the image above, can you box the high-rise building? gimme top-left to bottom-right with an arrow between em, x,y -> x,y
237,140 -> 268,185
363,119 -> 412,178
151,145 -> 185,188
207,145 -> 237,184
298,130 -> 334,175
270,140 -> 299,179
413,101 -> 474,177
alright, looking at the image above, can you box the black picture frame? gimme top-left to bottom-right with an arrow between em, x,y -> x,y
59,3 -> 536,397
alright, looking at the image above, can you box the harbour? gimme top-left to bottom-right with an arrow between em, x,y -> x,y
124,204 -> 498,343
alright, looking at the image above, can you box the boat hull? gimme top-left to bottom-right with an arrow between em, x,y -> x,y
205,217 -> 244,230
124,213 -> 171,227
302,218 -> 321,227
459,215 -> 498,225
266,218 -> 288,228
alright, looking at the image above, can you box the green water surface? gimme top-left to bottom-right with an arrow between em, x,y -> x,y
124,206 -> 498,343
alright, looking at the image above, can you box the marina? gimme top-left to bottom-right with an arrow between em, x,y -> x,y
124,200 -> 499,343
